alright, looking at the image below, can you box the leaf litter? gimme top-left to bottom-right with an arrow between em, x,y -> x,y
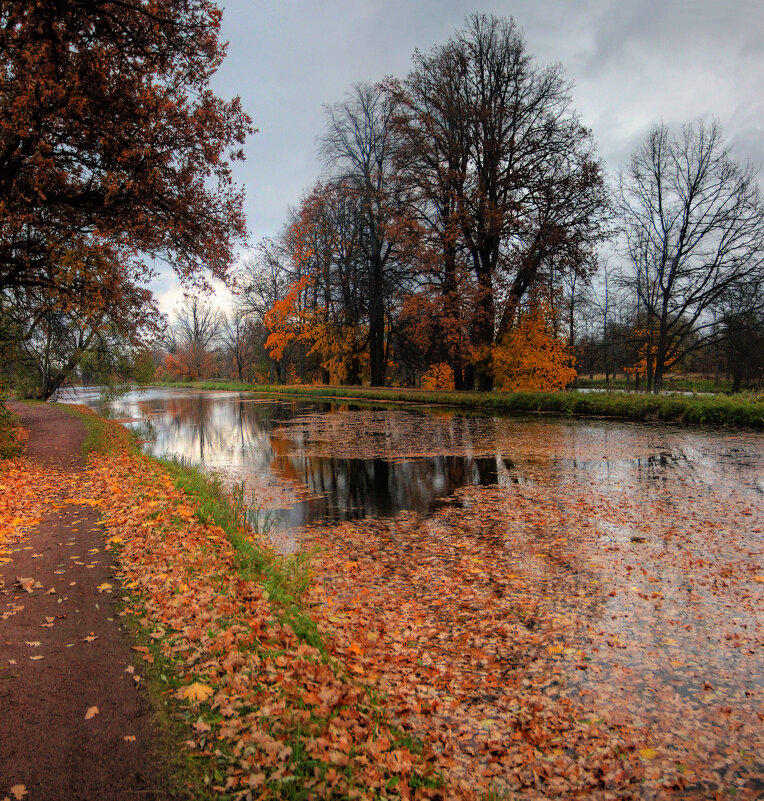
1,408 -> 761,799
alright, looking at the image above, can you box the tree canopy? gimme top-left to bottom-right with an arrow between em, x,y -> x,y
0,0 -> 252,298
0,0 -> 253,397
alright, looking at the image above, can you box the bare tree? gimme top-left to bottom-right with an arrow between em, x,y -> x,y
235,239 -> 292,382
320,82 -> 405,386
619,119 -> 764,392
165,297 -> 224,379
219,308 -> 262,382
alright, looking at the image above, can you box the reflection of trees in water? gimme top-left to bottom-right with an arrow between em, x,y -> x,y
134,394 -> 274,466
115,394 -> 521,523
269,452 -> 506,522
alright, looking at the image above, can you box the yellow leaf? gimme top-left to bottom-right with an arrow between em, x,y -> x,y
85,706 -> 99,720
97,582 -> 113,592
639,747 -> 658,760
181,682 -> 214,702
10,785 -> 27,800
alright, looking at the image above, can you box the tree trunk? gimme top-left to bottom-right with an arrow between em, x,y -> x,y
368,256 -> 385,386
731,366 -> 743,393
473,260 -> 495,392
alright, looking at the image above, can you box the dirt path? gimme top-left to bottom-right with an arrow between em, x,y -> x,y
0,404 -> 172,801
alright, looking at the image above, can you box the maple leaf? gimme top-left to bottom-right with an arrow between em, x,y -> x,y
180,683 -> 214,703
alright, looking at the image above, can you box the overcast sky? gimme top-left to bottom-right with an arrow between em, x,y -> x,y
155,0 -> 764,315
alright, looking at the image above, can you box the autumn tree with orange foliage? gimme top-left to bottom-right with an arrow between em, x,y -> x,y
491,302 -> 577,391
260,182 -> 384,385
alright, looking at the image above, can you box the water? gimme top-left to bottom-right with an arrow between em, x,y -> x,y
60,386 -> 763,533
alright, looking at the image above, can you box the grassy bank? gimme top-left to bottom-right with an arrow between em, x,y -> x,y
161,379 -> 764,429
573,376 -> 734,393
0,401 -> 24,458
57,404 -> 438,798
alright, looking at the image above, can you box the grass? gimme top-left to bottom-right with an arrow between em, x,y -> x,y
0,399 -> 24,458
160,379 -> 764,429
573,376 -> 735,393
159,455 -> 323,650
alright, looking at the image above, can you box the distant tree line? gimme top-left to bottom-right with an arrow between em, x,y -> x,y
2,7 -> 761,397
206,14 -> 762,394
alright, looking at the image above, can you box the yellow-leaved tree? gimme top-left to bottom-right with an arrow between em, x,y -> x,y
421,362 -> 455,391
492,303 -> 576,391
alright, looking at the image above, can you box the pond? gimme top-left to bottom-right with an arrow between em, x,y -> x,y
61,386 -> 762,532
61,386 -> 763,796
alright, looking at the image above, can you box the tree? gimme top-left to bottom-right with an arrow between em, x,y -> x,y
387,48 -> 474,388
236,239 -> 292,382
619,119 -> 764,392
279,183 -> 370,385
320,83 -> 406,386
0,0 -> 252,308
164,297 -> 223,380
391,15 -> 607,390
491,300 -> 577,391
716,274 -> 764,392
1,250 -> 161,398
220,309 -> 263,383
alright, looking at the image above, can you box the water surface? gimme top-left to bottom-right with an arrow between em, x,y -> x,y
62,386 -> 763,533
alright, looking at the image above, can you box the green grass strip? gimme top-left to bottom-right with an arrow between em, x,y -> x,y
160,380 -> 764,429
